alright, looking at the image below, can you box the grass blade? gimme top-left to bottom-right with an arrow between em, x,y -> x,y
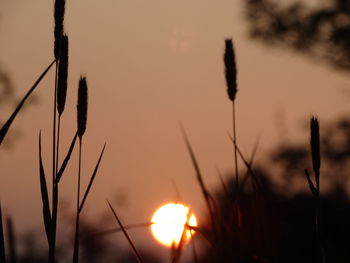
93,222 -> 153,236
39,131 -> 52,246
79,143 -> 106,213
227,132 -> 262,190
305,169 -> 318,197
107,200 -> 143,263
216,166 -> 229,198
0,60 -> 55,145
172,208 -> 193,263
179,123 -> 217,242
0,202 -> 6,263
55,131 -> 78,183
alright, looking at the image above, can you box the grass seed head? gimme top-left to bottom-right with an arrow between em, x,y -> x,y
77,76 -> 88,139
54,0 -> 66,60
224,39 -> 238,101
310,116 -> 320,176
57,34 -> 69,115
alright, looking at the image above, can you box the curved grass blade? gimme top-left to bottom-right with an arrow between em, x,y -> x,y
0,60 -> 55,145
107,200 -> 143,263
216,166 -> 230,199
39,131 -> 52,246
305,169 -> 318,197
93,222 -> 153,237
0,201 -> 6,263
227,132 -> 262,190
78,143 -> 106,213
55,131 -> 78,183
172,208 -> 193,263
179,123 -> 216,241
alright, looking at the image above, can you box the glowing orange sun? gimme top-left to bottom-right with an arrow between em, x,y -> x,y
151,203 -> 197,247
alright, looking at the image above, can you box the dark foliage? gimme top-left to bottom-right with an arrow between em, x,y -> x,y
198,116 -> 350,262
244,0 -> 350,71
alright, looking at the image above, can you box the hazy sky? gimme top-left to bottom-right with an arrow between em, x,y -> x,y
0,0 -> 349,260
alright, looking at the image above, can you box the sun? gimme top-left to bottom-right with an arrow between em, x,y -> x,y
151,203 -> 197,247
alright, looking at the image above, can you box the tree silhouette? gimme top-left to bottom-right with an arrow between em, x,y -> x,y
244,0 -> 350,71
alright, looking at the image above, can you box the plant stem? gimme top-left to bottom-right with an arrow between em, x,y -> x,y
49,60 -> 58,263
73,139 -> 82,263
232,100 -> 239,187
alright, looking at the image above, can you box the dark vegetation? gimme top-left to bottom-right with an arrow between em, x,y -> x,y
1,0 -> 350,262
197,116 -> 350,263
244,0 -> 350,71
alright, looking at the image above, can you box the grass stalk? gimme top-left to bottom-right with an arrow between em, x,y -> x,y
232,100 -> 239,188
73,76 -> 88,263
310,117 -> 325,262
0,202 -> 5,263
73,139 -> 82,263
49,61 -> 58,263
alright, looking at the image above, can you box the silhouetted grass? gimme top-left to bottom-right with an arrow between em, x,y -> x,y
0,60 -> 55,145
2,1 -> 350,263
107,200 -> 143,263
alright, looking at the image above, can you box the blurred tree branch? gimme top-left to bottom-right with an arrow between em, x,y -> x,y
244,0 -> 350,71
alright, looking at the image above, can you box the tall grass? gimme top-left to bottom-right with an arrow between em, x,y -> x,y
224,39 -> 239,186
0,1 -> 107,262
1,1 -> 343,262
305,116 -> 325,262
73,76 -> 88,263
51,1 -> 67,261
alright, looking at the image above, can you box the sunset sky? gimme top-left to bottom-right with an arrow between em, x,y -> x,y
0,0 -> 349,260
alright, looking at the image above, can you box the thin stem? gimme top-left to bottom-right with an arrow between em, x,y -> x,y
53,116 -> 61,263
73,139 -> 82,263
316,175 -> 326,263
232,100 -> 239,187
49,60 -> 58,263
232,100 -> 241,232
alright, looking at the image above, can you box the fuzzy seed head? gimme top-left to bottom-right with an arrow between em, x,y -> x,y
57,34 -> 69,115
77,76 -> 88,138
310,116 -> 320,176
224,39 -> 238,101
54,0 -> 66,60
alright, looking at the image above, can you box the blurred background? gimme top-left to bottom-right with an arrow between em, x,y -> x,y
0,0 -> 350,262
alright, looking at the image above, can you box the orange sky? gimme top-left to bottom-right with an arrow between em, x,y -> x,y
0,0 -> 349,260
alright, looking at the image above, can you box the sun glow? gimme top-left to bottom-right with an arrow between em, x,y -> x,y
151,203 -> 197,247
